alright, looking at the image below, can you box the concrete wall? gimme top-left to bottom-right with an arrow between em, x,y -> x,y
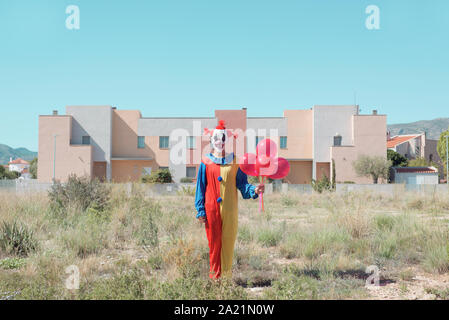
313,105 -> 358,164
38,115 -> 93,183
280,109 -> 313,160
285,160 -> 312,184
66,106 -> 113,180
331,114 -> 387,184
394,172 -> 439,184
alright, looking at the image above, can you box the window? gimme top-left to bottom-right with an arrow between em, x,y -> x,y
430,154 -> 433,162
159,166 -> 169,170
159,136 -> 169,149
255,136 -> 263,146
187,136 -> 196,149
137,136 -> 145,149
280,136 -> 287,149
186,166 -> 196,178
82,136 -> 90,145
142,167 -> 152,175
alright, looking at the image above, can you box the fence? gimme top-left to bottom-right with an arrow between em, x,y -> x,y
1,179 -> 448,196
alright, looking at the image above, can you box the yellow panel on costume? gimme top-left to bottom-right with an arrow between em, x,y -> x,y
219,157 -> 239,277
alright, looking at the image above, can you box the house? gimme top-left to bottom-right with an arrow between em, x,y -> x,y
387,132 -> 443,178
8,158 -> 30,173
19,168 -> 33,180
38,105 -> 387,184
391,166 -> 439,184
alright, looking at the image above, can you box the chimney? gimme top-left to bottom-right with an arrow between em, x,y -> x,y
242,107 -> 247,110
53,110 -> 58,116
372,110 -> 378,115
387,131 -> 391,140
10,157 -> 12,163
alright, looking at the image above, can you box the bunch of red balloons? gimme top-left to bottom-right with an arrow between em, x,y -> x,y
239,138 -> 290,180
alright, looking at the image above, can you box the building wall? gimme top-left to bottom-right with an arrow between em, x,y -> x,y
38,115 -> 92,183
285,161 -> 312,184
313,105 -> 357,163
394,172 -> 439,184
281,109 -> 313,160
66,106 -> 113,180
331,114 -> 387,184
111,160 -> 155,182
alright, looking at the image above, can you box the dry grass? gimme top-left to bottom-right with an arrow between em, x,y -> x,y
1,185 -> 449,300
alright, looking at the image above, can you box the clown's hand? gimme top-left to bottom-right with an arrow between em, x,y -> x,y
255,184 -> 265,195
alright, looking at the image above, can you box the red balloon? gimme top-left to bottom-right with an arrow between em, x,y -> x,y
256,154 -> 271,168
257,156 -> 278,177
268,157 -> 290,180
256,139 -> 278,158
239,153 -> 259,176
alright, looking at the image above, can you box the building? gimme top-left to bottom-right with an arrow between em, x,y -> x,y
387,133 -> 441,163
38,105 -> 387,184
8,158 -> 30,173
391,166 -> 439,184
387,132 -> 443,178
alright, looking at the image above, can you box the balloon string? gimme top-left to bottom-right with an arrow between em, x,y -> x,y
259,175 -> 264,212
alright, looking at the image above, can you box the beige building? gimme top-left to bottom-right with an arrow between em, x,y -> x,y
38,105 -> 387,184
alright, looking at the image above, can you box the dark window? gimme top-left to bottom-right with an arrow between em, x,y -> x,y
255,136 -> 263,146
186,167 -> 196,178
159,136 -> 169,149
82,136 -> 90,145
137,136 -> 145,149
159,166 -> 169,170
187,136 -> 196,149
280,136 -> 287,149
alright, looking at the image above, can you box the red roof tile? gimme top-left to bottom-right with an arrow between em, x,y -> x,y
8,158 -> 30,165
387,135 -> 420,149
394,167 -> 437,174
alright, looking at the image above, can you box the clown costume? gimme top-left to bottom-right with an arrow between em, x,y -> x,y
194,120 -> 263,279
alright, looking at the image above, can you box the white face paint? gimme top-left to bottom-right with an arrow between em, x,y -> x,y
211,129 -> 226,153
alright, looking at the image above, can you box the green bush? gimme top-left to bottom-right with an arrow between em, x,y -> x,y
311,175 -> 333,193
141,169 -> 173,183
0,257 -> 26,269
180,177 -> 193,183
0,221 -> 38,256
48,174 -> 110,213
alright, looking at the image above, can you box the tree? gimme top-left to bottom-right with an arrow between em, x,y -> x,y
353,155 -> 391,184
407,157 -> 438,168
29,157 -> 38,179
141,169 -> 173,183
387,149 -> 408,167
0,165 -> 5,178
437,129 -> 449,177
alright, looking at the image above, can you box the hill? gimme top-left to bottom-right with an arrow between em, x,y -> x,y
0,144 -> 37,165
388,118 -> 449,140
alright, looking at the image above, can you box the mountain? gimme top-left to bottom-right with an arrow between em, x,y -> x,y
0,144 -> 37,165
387,118 -> 449,140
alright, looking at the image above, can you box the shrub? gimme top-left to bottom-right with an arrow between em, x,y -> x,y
0,221 -> 37,256
311,175 -> 333,193
177,186 -> 196,196
141,169 -> 173,183
48,174 -> 110,213
0,257 -> 26,269
180,177 -> 193,183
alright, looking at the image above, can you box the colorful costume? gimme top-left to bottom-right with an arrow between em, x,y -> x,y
195,122 -> 258,279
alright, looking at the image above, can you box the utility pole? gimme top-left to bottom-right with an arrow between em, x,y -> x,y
53,134 -> 58,183
446,135 -> 448,185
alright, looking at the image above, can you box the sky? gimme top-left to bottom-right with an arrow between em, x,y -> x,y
0,0 -> 448,151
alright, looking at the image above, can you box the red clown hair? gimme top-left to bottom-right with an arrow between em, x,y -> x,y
203,120 -> 238,139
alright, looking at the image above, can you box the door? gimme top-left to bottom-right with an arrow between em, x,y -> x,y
93,162 -> 107,182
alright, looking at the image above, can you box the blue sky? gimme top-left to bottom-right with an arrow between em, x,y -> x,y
0,0 -> 448,151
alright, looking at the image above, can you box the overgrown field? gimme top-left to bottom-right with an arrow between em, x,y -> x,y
1,182 -> 449,300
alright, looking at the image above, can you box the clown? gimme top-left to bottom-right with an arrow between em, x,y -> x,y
195,120 -> 264,279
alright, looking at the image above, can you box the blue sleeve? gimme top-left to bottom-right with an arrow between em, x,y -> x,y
236,168 -> 258,199
194,162 -> 207,219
